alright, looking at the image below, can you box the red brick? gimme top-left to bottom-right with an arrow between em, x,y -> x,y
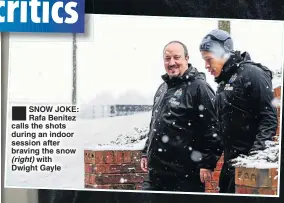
115,151 -> 124,163
205,181 -> 219,190
95,173 -> 146,185
236,186 -> 277,195
85,164 -> 93,173
123,151 -> 132,163
235,168 -> 243,186
236,167 -> 279,188
276,116 -> 280,135
93,164 -> 109,174
84,150 -> 96,164
206,189 -> 219,193
89,174 -> 96,185
215,161 -> 224,171
105,151 -> 115,164
95,185 -> 112,189
212,171 -> 221,181
136,184 -> 143,190
236,186 -> 256,194
274,87 -> 281,98
95,151 -> 105,164
270,168 -> 278,188
93,163 -> 142,174
218,154 -> 224,162
109,164 -> 143,173
258,187 -> 277,195
85,174 -> 90,185
131,151 -> 142,163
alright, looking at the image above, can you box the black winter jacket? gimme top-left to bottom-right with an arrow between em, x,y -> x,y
142,65 -> 222,178
215,51 -> 278,163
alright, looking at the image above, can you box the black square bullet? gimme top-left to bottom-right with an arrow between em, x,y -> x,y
12,106 -> 27,121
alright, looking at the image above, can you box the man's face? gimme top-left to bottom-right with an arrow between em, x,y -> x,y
200,51 -> 226,78
163,43 -> 189,78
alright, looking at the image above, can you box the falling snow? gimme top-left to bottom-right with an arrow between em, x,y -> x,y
120,178 -> 126,183
198,105 -> 205,111
190,150 -> 203,162
161,135 -> 169,143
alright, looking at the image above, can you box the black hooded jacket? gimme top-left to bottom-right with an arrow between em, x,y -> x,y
215,51 -> 278,163
142,64 -> 222,178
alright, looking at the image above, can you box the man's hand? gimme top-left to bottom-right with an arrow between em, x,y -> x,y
140,157 -> 148,172
200,168 -> 213,183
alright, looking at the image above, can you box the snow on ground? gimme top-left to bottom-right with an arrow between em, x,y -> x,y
272,74 -> 282,89
232,137 -> 280,169
5,111 -> 151,190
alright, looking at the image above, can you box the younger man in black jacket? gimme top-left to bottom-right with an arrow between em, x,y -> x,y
199,29 -> 278,193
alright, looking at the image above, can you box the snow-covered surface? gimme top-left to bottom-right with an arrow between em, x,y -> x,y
272,75 -> 282,89
232,138 -> 280,169
5,112 -> 151,189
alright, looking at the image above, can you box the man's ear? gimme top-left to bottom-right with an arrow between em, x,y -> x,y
185,56 -> 189,61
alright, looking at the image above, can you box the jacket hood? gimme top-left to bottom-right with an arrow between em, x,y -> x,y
239,51 -> 251,61
239,51 -> 273,80
215,51 -> 273,83
162,64 -> 206,84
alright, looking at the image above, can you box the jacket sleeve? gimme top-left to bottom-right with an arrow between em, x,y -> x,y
247,67 -> 278,152
194,80 -> 223,170
141,83 -> 165,157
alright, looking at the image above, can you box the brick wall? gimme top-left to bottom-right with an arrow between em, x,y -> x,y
84,149 -> 223,192
235,168 -> 278,195
84,86 -> 281,193
84,150 -> 147,190
205,154 -> 223,193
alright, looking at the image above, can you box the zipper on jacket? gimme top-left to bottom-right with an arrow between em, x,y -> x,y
146,85 -> 168,155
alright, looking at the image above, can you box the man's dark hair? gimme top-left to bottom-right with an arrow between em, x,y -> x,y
163,41 -> 189,58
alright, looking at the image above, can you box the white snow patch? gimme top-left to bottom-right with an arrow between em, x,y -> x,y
272,73 -> 282,89
271,98 -> 281,107
232,138 -> 280,169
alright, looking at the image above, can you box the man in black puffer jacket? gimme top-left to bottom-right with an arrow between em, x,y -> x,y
140,41 -> 222,192
199,29 -> 278,193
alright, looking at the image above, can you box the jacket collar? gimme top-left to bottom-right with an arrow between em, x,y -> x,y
215,52 -> 243,83
161,63 -> 205,86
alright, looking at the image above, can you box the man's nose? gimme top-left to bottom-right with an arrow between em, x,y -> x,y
205,62 -> 210,69
169,58 -> 175,66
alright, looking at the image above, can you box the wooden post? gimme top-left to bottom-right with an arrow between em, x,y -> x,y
72,33 -> 77,105
218,20 -> 231,34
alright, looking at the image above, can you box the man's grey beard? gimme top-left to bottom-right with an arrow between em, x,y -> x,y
168,72 -> 181,79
